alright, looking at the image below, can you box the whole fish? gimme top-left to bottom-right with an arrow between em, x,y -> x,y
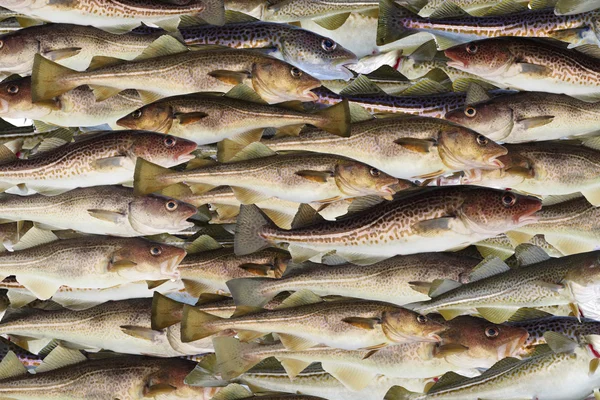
0,231 -> 187,300
0,76 -> 144,130
234,187 -> 541,264
378,1 -> 600,50
115,89 -> 351,144
0,130 -> 196,194
222,117 -> 507,180
180,18 -> 357,80
211,384 -> 327,400
0,0 -> 226,31
444,91 -> 600,143
444,37 -> 600,100
135,150 -> 404,205
226,252 -> 481,308
32,37 -> 321,105
0,336 -> 42,369
0,24 -> 166,76
414,248 -> 600,322
181,290 -> 447,350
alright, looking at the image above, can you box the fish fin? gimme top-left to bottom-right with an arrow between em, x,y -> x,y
295,170 -> 334,183
279,358 -> 311,379
287,245 -> 322,263
278,333 -> 319,351
181,305 -> 225,342
544,331 -> 579,353
322,362 -> 375,391
87,56 -> 126,71
438,308 -> 465,320
434,343 -> 469,359
120,325 -> 161,341
176,112 -> 209,126
400,78 -> 448,96
138,90 -> 164,104
231,186 -> 271,205
515,63 -> 551,79
411,217 -> 457,236
235,329 -> 266,342
151,292 -> 184,330
377,0 -> 417,46
0,351 -> 27,380
184,365 -> 228,387
452,77 -> 495,92
213,204 -> 241,220
34,128 -> 73,151
384,386 -> 420,400
513,243 -> 550,266
31,54 -> 78,102
42,47 -> 82,61
94,156 -> 135,172
225,84 -> 267,104
554,0 -> 588,14
87,209 -> 126,224
226,277 -> 272,308
87,85 -> 122,102
291,203 -> 326,229
469,256 -> 511,281
476,307 -> 518,324
507,307 -> 553,322
0,144 -> 17,164
14,16 -> 43,27
276,289 -> 322,309
16,276 -> 60,300
335,252 -> 388,265
234,205 -> 274,256
428,279 -> 462,297
394,138 -> 436,153
6,290 -> 37,308
431,34 -> 467,51
209,70 -> 251,85
581,187 -> 600,207
346,195 -> 384,214
181,279 -> 213,298
186,234 -> 222,254
34,346 -> 86,374
154,16 -> 181,32
313,12 -> 351,30
516,115 -> 554,130
429,1 -> 468,17
342,317 -> 380,330
51,296 -> 104,311
146,279 -> 168,289
213,337 -> 259,380
313,100 -> 351,137
12,226 -> 58,251
135,35 -> 188,61
341,75 -> 386,96
217,136 -> 259,163
408,281 -> 433,295
227,142 -> 276,163
210,384 -> 253,400
504,230 -> 535,247
583,136 -> 600,151
426,371 -> 472,394
348,103 -> 374,123
262,208 -> 296,230
465,83 -> 490,104
543,233 -> 592,256
133,159 -> 174,195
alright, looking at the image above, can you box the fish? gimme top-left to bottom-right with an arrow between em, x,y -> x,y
0,76 -> 144,131
378,0 -> 600,50
31,36 -> 321,105
226,252 -> 481,308
0,130 -> 197,194
234,186 -> 541,265
115,87 -> 351,144
220,117 -> 507,180
414,246 -> 600,322
0,229 -> 187,300
211,384 -> 327,400
444,91 -> 600,143
0,0 -> 226,32
134,148 -> 404,205
181,290 -> 447,349
0,336 -> 43,369
0,346 -> 219,399
399,0 -> 531,17
211,316 -> 528,390
180,14 -> 357,80
0,18 -> 21,35
444,37 -> 600,100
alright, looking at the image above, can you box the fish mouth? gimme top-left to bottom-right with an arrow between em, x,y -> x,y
487,155 -> 505,169
302,89 -> 320,102
177,153 -> 196,163
515,205 -> 541,225
161,252 -> 186,280
0,98 -> 8,115
497,332 -> 529,359
444,51 -> 467,69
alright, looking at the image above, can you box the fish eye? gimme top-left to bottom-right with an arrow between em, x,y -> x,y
290,67 -> 302,78
6,85 -> 18,94
321,38 -> 337,52
165,200 -> 178,211
150,246 -> 162,256
501,192 -> 517,207
476,135 -> 488,145
485,326 -> 499,338
466,44 -> 478,54
370,167 -> 381,177
131,109 -> 142,119
164,136 -> 176,148
417,314 -> 428,324
465,107 -> 477,118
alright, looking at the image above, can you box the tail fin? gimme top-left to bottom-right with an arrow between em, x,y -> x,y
226,277 -> 275,308
377,0 -> 417,46
234,205 -> 274,256
181,305 -> 225,343
313,100 -> 351,137
133,158 -> 174,195
385,386 -> 418,400
213,337 -> 261,380
31,54 -> 79,102
151,292 -> 184,330
211,384 -> 252,400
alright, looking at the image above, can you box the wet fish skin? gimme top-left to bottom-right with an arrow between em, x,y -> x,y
260,0 -> 378,23
0,336 -> 42,369
401,0 -> 529,17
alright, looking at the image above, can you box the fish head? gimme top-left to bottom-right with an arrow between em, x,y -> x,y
0,31 -> 38,72
110,239 -> 186,281
564,251 -> 600,287
128,194 -> 197,235
437,125 -> 507,172
251,59 -> 321,103
279,32 -> 357,80
445,40 -> 514,78
382,308 -> 448,343
457,189 -> 541,235
437,316 -> 529,367
128,131 -> 197,167
0,76 -> 41,117
334,160 -> 402,199
445,102 -> 515,142
141,359 -> 202,397
116,103 -> 174,134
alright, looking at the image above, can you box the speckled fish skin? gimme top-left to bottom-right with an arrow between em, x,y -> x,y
0,355 -> 219,400
180,21 -> 357,79
444,38 -> 600,99
408,0 -> 529,17
0,76 -> 144,129
445,91 -> 600,143
0,336 -> 42,369
257,0 -> 378,22
0,130 -> 197,194
226,253 -> 480,307
0,23 -> 164,76
253,117 -> 507,180
235,187 -> 541,262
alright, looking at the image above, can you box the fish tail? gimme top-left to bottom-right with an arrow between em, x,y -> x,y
213,337 -> 260,380
133,158 -> 175,196
151,292 -> 184,330
180,305 -> 226,343
234,205 -> 275,256
313,99 -> 351,137
31,54 -> 79,102
227,277 -> 274,308
385,386 -> 419,400
377,0 -> 418,46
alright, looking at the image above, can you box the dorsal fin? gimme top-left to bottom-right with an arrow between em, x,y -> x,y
428,278 -> 462,297
291,204 -> 326,229
275,289 -> 322,309
507,307 -> 553,322
544,331 -> 579,354
409,40 -> 438,62
134,35 -> 188,61
479,356 -> 521,377
468,256 -> 510,281
366,65 -> 409,82
428,1 -> 468,18
35,346 -> 87,373
224,10 -> 260,23
228,142 -> 276,162
210,383 -> 253,400
12,227 -> 59,251
186,235 -> 223,254
0,351 -> 28,379
401,78 -> 448,96
340,75 -> 385,96
31,128 -> 74,155
225,84 -> 267,104
465,83 -> 491,105
87,56 -> 126,71
426,371 -> 470,393
513,244 -> 551,267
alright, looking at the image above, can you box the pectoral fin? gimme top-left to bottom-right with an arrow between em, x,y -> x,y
394,138 -> 436,153
208,70 -> 250,85
278,333 -> 319,351
342,317 -> 380,330
411,217 -> 456,237
94,156 -> 134,172
144,383 -> 176,397
87,209 -> 126,224
516,115 -> 554,130
42,47 -> 82,61
176,112 -> 209,125
515,63 -> 551,78
295,170 -> 334,183
120,326 -> 161,341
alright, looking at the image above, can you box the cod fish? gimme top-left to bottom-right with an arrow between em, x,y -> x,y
211,384 -> 326,400
0,0 -> 226,31
212,316 -> 528,390
474,233 -> 562,260
135,148 -> 404,205
116,87 -> 351,144
181,289 -> 447,350
234,187 -> 541,264
414,246 -> 600,322
226,252 -> 482,307
32,36 -> 321,105
399,0 -> 531,17
220,117 -> 507,180
0,130 -> 196,194
444,37 -> 600,100
0,346 -> 219,399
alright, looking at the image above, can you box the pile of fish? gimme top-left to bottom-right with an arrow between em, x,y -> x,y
0,0 -> 599,398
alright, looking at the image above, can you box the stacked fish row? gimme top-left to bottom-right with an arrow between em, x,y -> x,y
0,0 -> 598,399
